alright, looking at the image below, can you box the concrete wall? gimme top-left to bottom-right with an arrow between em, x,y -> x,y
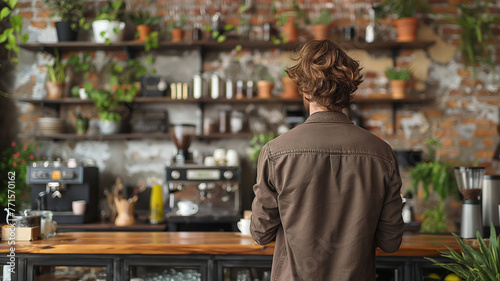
11,0 -> 500,212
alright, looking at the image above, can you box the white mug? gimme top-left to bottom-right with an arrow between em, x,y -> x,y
237,219 -> 251,236
177,201 -> 199,216
72,200 -> 87,215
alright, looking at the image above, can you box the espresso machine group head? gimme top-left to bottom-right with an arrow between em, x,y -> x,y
27,164 -> 99,224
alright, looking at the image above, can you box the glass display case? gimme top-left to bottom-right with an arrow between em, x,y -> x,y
216,256 -> 272,281
26,256 -> 113,281
413,258 -> 454,281
376,258 -> 407,281
124,256 -> 208,281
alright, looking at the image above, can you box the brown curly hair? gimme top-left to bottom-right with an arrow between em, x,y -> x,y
286,40 -> 363,111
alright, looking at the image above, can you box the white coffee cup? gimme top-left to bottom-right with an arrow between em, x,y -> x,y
177,201 -> 199,216
237,218 -> 251,236
204,156 -> 216,166
72,200 -> 87,215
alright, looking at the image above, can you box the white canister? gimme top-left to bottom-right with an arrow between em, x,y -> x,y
211,74 -> 220,99
226,79 -> 234,99
193,74 -> 203,99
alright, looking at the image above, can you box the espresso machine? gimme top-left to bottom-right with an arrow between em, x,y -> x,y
165,165 -> 241,231
27,162 -> 99,224
454,166 -> 485,239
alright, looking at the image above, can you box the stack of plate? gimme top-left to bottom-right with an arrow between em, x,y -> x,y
37,117 -> 65,135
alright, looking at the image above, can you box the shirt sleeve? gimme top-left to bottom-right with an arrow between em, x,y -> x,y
250,143 -> 281,245
375,156 -> 404,253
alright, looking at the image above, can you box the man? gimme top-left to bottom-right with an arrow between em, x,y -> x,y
250,40 -> 404,281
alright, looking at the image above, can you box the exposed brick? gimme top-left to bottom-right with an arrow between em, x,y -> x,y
431,6 -> 458,14
457,69 -> 470,77
36,10 -> 51,19
422,109 -> 444,118
441,27 -> 462,35
442,138 -> 455,147
449,90 -> 466,96
461,118 -> 477,125
30,21 -> 47,29
18,2 -> 32,8
19,11 -> 34,20
438,149 -> 460,158
458,139 -> 472,147
439,119 -> 456,127
474,129 -> 497,137
435,129 -> 460,137
445,100 -> 459,108
483,138 -> 495,148
474,150 -> 494,159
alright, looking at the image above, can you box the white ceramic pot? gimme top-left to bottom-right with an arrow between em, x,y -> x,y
99,120 -> 120,135
92,20 -> 125,43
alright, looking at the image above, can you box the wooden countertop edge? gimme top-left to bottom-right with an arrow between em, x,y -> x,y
0,232 -> 460,257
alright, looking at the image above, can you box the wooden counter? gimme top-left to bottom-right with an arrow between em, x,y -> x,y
0,232 -> 461,257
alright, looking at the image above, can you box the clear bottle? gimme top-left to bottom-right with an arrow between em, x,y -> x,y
149,178 -> 164,224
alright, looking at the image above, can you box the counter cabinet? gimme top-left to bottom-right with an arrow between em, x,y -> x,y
0,254 -> 452,281
0,232 -> 461,281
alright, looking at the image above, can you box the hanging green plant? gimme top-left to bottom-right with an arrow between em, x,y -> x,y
0,0 -> 29,64
450,1 -> 500,80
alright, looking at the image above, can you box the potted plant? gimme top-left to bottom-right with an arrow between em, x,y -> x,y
256,65 -> 274,99
43,0 -> 87,41
272,0 -> 308,42
310,10 -> 333,40
73,110 -> 90,136
281,67 -> 299,99
409,138 -> 460,233
92,0 -> 126,44
82,59 -> 146,134
167,14 -> 186,43
385,67 -> 412,99
426,223 -> 500,280
129,9 -> 161,42
45,52 -> 67,99
375,0 -> 429,42
450,2 -> 500,80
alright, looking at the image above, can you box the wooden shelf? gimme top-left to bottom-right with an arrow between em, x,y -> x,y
21,39 -> 434,54
17,96 -> 432,105
19,132 -> 254,141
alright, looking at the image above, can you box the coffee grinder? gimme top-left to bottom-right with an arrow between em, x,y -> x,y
170,124 -> 196,165
454,166 -> 485,239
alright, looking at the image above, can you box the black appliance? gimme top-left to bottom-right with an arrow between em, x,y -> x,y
27,165 -> 99,224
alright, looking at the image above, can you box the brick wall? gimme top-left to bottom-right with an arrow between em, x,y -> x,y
12,0 -> 500,195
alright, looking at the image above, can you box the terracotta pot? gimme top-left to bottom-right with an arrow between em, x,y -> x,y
46,81 -> 64,99
390,80 -> 406,99
394,17 -> 419,42
281,77 -> 300,99
312,24 -> 329,40
257,81 -> 274,99
171,28 -> 184,42
282,16 -> 298,42
136,25 -> 151,42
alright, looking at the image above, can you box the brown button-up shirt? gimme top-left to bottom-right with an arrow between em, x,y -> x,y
251,111 -> 404,281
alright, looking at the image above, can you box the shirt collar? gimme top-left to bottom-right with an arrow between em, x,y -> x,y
304,111 -> 353,124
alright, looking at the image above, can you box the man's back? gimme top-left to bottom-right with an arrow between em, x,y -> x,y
251,111 -> 404,281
